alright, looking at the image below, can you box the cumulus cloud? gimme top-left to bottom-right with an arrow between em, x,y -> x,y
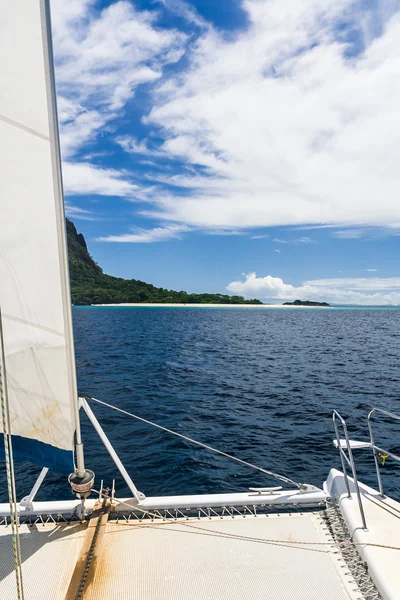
98,224 -> 190,242
227,273 -> 400,305
52,0 -> 400,240
116,0 -> 400,230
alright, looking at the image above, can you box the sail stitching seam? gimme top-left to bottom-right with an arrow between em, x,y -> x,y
0,114 -> 49,141
2,313 -> 64,338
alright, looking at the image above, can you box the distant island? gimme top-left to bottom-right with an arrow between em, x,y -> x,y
67,219 -> 263,305
282,299 -> 331,307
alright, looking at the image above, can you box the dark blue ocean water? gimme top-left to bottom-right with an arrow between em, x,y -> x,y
3,306 -> 400,502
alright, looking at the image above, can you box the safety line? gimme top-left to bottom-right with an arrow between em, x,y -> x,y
86,396 -> 301,489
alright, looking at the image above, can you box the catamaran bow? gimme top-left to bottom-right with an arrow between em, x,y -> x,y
1,1 -> 400,599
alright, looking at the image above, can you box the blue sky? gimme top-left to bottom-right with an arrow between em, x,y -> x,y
51,0 -> 400,304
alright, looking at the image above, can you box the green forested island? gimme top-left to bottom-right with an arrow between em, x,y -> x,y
67,219 -> 262,305
283,300 -> 330,307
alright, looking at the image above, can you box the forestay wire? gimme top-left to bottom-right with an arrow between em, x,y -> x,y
86,396 -> 302,489
0,310 -> 24,600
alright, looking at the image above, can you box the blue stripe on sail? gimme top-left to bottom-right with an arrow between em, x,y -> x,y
0,435 -> 73,473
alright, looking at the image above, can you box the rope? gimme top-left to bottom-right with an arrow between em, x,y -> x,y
93,491 -> 327,554
0,311 -> 24,600
74,496 -> 108,600
94,491 -> 400,554
86,396 -> 301,489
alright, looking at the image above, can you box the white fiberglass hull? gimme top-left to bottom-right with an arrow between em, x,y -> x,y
0,487 -> 327,519
1,470 -> 400,599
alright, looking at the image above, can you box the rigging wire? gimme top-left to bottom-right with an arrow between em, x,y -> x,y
0,310 -> 24,600
86,396 -> 302,489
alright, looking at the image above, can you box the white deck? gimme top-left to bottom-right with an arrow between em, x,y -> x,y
0,521 -> 87,599
0,511 -> 363,599
326,468 -> 400,600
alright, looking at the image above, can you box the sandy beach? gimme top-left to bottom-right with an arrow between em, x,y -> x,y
93,303 -> 331,308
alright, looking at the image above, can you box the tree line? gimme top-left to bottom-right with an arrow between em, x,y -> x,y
67,219 -> 262,305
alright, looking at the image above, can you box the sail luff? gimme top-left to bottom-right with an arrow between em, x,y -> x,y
40,0 -> 85,476
0,0 -> 82,473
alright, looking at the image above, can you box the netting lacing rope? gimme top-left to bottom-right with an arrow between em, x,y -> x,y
93,489 -> 400,557
86,396 -> 302,489
0,311 -> 24,600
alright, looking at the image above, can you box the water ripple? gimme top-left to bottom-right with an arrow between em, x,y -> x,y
2,306 -> 400,502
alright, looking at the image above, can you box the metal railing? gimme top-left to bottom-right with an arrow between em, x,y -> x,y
332,410 -> 367,530
368,407 -> 400,497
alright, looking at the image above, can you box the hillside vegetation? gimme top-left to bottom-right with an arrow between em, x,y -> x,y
67,219 -> 262,305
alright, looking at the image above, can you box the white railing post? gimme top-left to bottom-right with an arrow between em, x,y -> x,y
19,468 -> 49,510
80,398 -> 142,503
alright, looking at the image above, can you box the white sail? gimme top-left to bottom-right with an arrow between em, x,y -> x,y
0,0 -> 78,472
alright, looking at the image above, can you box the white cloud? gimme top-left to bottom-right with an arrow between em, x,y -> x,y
227,272 -> 400,305
205,230 -> 243,236
116,136 -> 163,157
98,224 -> 190,242
61,111 -> 110,160
366,268 -> 378,272
332,229 -> 369,239
296,236 -> 317,244
273,236 -> 316,244
158,0 -> 210,28
252,234 -> 270,239
64,202 -> 95,220
304,277 -> 400,290
121,0 -> 400,230
63,162 -> 137,196
52,0 -> 186,195
53,0 -> 186,155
